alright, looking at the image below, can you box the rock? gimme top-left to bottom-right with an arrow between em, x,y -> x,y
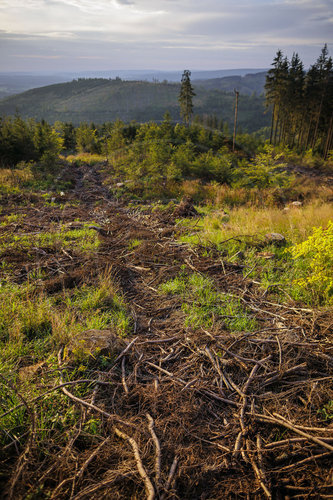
265,233 -> 286,245
290,201 -> 302,207
19,361 -> 46,382
88,225 -> 110,237
66,329 -> 126,360
173,196 -> 198,218
116,182 -> 125,188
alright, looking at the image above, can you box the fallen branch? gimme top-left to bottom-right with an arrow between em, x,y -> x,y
161,456 -> 178,500
146,413 -> 161,486
114,427 -> 155,500
252,413 -> 333,452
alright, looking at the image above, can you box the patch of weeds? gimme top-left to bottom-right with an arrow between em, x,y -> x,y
0,213 -> 26,227
128,238 -> 142,251
0,377 -> 27,447
160,272 -> 256,332
84,417 -> 101,436
180,203 -> 333,306
287,221 -> 333,305
0,223 -> 100,253
63,275 -> 132,338
66,153 -> 106,166
0,165 -> 34,195
317,400 -> 333,421
0,283 -> 51,342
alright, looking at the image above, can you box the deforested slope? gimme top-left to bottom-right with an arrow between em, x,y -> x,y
0,78 -> 270,132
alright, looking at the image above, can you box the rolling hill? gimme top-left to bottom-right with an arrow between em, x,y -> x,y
195,71 -> 266,95
0,78 -> 270,132
0,69 -> 267,98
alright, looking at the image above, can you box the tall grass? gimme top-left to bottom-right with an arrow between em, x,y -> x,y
180,202 -> 333,306
181,202 -> 333,248
180,179 -> 333,208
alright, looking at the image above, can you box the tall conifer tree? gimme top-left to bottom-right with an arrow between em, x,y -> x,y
179,70 -> 196,126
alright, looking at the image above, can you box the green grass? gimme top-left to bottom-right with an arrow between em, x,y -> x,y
0,272 -> 131,449
179,202 -> 333,306
0,223 -> 101,253
127,238 -> 142,251
160,272 -> 257,332
65,153 -> 106,165
0,272 -> 131,345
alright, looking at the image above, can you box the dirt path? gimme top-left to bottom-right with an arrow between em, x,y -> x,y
1,163 -> 333,499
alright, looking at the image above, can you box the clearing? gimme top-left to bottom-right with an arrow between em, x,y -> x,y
0,161 -> 332,499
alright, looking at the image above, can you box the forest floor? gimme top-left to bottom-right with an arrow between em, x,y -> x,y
0,162 -> 333,499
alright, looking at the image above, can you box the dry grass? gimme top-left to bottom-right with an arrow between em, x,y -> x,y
0,166 -> 33,190
183,202 -> 333,247
181,178 -> 333,208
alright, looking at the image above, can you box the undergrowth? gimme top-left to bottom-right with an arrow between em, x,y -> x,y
0,270 -> 131,449
160,271 -> 257,332
180,203 -> 333,306
0,222 -> 101,253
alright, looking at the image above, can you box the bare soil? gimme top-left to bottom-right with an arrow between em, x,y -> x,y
1,162 -> 332,499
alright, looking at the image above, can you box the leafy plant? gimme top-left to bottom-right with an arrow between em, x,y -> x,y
289,220 -> 333,303
235,144 -> 292,188
317,400 -> 333,421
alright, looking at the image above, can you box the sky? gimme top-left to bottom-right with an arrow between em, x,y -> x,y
0,0 -> 333,73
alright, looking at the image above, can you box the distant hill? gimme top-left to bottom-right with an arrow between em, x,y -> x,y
194,72 -> 267,96
0,69 -> 268,98
0,74 -> 70,99
0,78 -> 271,133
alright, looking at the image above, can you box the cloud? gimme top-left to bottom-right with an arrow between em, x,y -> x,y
0,0 -> 332,71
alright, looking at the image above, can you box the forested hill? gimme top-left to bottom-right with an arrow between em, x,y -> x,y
194,71 -> 266,95
0,78 -> 270,133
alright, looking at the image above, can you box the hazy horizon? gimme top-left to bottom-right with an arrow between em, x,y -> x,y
0,67 -> 269,76
1,0 -> 332,73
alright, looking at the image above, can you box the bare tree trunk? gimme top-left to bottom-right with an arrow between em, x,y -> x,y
232,89 -> 239,152
297,117 -> 304,150
311,91 -> 325,149
269,104 -> 275,144
305,120 -> 313,150
274,112 -> 280,145
324,113 -> 333,159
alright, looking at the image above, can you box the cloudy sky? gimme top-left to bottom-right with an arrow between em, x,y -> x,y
1,0 -> 332,73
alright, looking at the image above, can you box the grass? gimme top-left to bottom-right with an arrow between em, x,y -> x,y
0,272 -> 131,345
0,271 -> 131,448
0,223 -> 101,253
127,238 -> 142,251
179,202 -> 333,306
181,202 -> 333,248
0,165 -> 34,195
65,153 -> 106,165
160,272 -> 257,332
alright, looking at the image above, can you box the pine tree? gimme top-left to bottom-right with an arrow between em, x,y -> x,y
311,45 -> 332,150
286,53 -> 305,147
178,70 -> 196,126
232,89 -> 239,152
265,50 -> 286,144
265,45 -> 332,156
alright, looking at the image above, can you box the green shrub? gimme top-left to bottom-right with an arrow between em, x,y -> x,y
234,144 -> 293,188
289,220 -> 333,304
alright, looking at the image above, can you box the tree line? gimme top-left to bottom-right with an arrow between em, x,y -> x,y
265,44 -> 333,157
